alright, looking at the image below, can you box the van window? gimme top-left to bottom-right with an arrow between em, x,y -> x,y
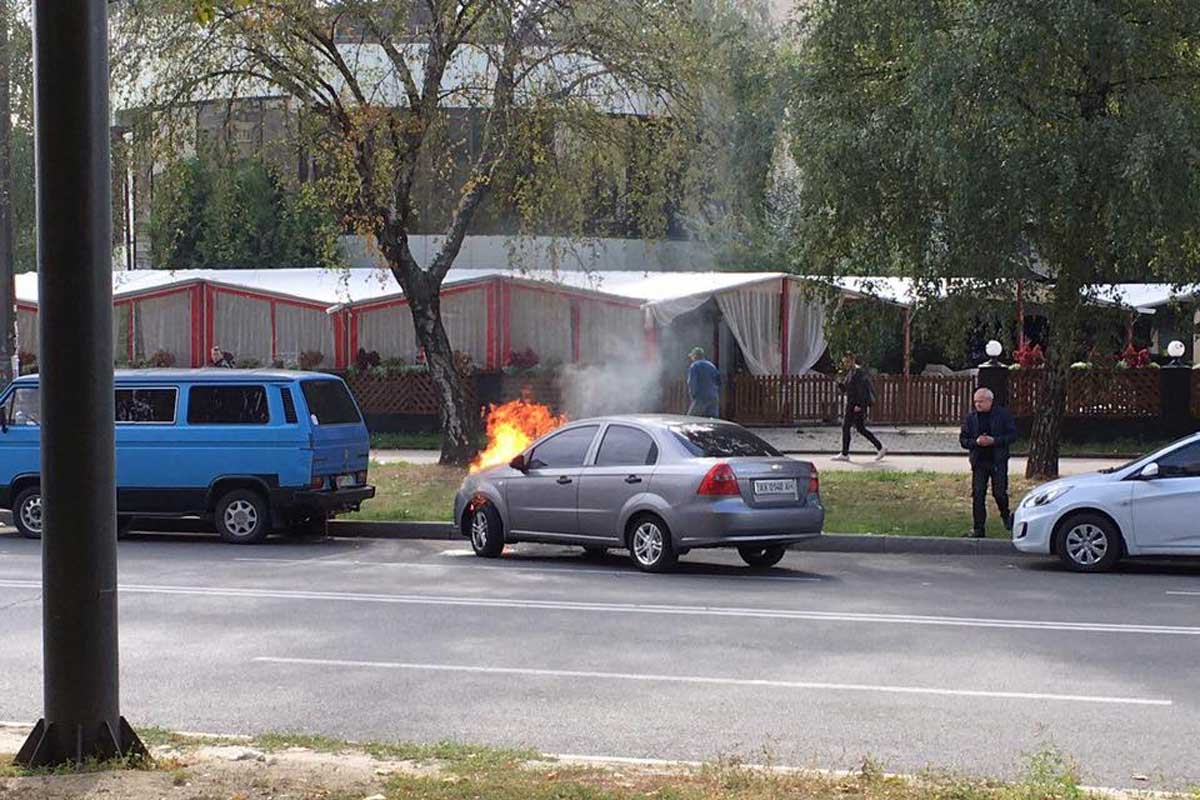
301,380 -> 360,425
2,387 -> 39,426
116,388 -> 177,424
280,387 -> 298,424
187,385 -> 270,425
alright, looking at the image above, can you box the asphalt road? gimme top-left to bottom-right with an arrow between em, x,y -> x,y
1,531 -> 1198,789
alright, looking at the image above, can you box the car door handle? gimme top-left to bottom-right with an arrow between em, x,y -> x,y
624,475 -> 643,484
557,476 -> 573,485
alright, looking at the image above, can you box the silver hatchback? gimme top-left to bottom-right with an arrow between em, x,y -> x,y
453,415 -> 824,572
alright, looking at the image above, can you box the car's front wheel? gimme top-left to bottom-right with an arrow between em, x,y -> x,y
1055,513 -> 1122,573
13,487 -> 42,539
738,544 -> 787,569
469,502 -> 505,558
215,489 -> 271,544
628,514 -> 677,573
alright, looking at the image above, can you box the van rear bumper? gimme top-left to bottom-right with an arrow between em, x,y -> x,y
271,486 -> 376,518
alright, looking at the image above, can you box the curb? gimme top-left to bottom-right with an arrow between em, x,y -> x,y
327,520 -> 1024,556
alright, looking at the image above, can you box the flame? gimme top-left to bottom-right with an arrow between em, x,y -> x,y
470,397 -> 567,473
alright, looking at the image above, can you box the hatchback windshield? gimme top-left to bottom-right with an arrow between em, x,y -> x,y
301,380 -> 361,425
671,423 -> 781,458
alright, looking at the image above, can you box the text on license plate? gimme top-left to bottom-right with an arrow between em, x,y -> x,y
335,474 -> 358,489
753,479 -> 796,496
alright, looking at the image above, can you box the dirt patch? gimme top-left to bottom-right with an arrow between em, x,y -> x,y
0,726 -> 437,800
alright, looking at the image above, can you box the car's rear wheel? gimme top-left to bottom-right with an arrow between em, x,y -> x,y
628,514 -> 677,573
469,502 -> 505,558
215,489 -> 271,544
738,544 -> 787,569
1055,513 -> 1122,573
13,487 -> 42,539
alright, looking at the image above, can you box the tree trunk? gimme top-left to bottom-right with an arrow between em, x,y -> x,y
0,0 -> 14,385
1025,359 -> 1066,480
400,273 -> 481,466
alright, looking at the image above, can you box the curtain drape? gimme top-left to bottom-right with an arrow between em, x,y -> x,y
275,304 -> 335,368
135,291 -> 193,365
787,286 -> 827,375
212,292 -> 272,365
715,283 -> 781,376
510,286 -> 572,365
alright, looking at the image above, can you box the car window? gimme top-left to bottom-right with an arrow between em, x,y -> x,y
280,387 -> 298,424
1155,441 -> 1200,477
529,425 -> 599,469
2,387 -> 39,426
187,385 -> 270,425
671,423 -> 781,458
116,388 -> 177,424
595,425 -> 658,467
301,380 -> 361,425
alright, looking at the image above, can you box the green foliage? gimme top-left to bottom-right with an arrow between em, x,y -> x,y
149,155 -> 341,269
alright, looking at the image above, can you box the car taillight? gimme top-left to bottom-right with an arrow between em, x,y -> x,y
697,463 -> 740,496
808,468 -> 819,496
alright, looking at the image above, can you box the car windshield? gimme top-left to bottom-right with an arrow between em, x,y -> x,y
1098,434 -> 1200,474
671,423 -> 781,458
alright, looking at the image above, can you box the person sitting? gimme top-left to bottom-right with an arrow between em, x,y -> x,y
210,345 -> 235,368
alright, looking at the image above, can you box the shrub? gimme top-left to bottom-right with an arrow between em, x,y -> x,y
148,350 -> 176,368
299,350 -> 324,370
355,348 -> 381,372
504,347 -> 540,371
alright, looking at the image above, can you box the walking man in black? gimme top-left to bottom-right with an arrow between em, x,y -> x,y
831,352 -> 886,462
960,387 -> 1017,537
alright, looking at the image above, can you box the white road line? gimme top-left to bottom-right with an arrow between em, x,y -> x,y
231,557 -> 823,583
252,656 -> 1172,707
1166,590 -> 1200,597
1,578 -> 1194,636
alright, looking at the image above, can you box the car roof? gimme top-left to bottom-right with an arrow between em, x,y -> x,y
565,414 -> 743,428
11,368 -> 339,385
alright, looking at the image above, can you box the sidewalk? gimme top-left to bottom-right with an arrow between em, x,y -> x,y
370,448 -> 1127,476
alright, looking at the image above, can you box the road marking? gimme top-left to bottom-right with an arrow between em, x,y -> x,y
231,558 -> 824,583
252,656 -> 1172,707
1166,590 -> 1200,597
1,578 -> 1194,636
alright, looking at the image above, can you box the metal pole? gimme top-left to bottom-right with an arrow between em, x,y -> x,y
16,0 -> 144,767
0,0 -> 15,386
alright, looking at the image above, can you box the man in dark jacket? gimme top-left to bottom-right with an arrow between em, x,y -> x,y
960,387 -> 1017,537
686,347 -> 721,417
831,352 -> 886,462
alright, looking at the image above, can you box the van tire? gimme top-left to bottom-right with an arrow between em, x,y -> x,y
215,489 -> 271,544
468,502 -> 505,558
13,486 -> 42,540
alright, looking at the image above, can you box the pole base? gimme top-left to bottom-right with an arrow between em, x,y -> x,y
14,717 -> 148,768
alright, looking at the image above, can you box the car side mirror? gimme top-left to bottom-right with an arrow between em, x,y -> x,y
1140,462 -> 1159,479
509,453 -> 528,472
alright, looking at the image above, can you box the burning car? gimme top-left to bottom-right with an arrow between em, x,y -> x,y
454,413 -> 824,572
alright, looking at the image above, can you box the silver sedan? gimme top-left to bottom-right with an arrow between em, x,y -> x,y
453,415 -> 824,572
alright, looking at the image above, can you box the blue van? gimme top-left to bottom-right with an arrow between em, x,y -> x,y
0,369 -> 375,543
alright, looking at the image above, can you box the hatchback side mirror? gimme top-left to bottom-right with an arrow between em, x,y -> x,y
1140,462 -> 1160,479
509,453 -> 527,472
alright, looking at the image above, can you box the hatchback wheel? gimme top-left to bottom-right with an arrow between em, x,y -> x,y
13,487 -> 42,540
628,515 -> 677,573
215,489 -> 270,544
469,502 -> 505,558
738,544 -> 786,569
1056,513 -> 1122,573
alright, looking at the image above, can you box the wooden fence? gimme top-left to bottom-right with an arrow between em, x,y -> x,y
1011,369 -> 1161,418
344,370 -> 478,416
728,373 -> 974,426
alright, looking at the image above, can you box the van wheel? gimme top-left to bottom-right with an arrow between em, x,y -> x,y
13,487 -> 42,540
216,489 -> 270,544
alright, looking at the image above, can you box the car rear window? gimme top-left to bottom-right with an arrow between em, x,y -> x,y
671,423 -> 781,458
301,380 -> 361,425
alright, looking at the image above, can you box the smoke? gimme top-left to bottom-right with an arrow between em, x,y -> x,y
558,355 -> 666,419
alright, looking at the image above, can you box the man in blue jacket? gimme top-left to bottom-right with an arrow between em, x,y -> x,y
686,347 -> 720,417
960,387 -> 1017,537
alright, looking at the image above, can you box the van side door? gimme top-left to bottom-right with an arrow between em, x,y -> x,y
0,385 -> 42,504
114,386 -> 182,513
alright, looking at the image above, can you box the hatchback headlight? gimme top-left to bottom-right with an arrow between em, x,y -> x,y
1021,485 -> 1072,509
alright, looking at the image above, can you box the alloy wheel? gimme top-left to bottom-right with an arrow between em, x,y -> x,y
1065,523 -> 1108,566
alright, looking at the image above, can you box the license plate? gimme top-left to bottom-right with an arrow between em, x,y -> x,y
335,474 -> 358,489
753,479 -> 796,497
